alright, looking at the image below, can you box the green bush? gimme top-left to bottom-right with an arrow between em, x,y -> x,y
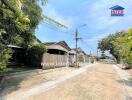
27,44 -> 46,68
0,44 -> 12,72
73,62 -> 80,68
123,57 -> 132,68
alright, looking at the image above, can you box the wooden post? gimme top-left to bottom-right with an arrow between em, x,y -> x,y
66,52 -> 69,67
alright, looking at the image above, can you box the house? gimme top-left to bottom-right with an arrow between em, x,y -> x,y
7,44 -> 25,65
42,41 -> 71,69
44,41 -> 71,55
42,42 -> 90,68
69,49 -> 76,65
110,5 -> 125,16
76,47 -> 86,63
69,47 -> 90,64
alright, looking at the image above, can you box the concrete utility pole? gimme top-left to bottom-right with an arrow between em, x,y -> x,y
97,49 -> 99,61
75,29 -> 81,66
90,51 -> 91,56
89,51 -> 92,63
74,24 -> 87,66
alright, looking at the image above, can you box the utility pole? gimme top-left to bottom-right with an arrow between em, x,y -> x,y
90,51 -> 91,56
90,51 -> 92,63
75,29 -> 81,66
75,29 -> 78,66
74,24 -> 87,66
97,49 -> 99,61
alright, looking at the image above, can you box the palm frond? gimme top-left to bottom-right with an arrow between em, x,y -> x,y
1,0 -> 16,13
41,0 -> 48,5
43,15 -> 68,29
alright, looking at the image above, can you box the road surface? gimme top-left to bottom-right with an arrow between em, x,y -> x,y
28,64 -> 129,100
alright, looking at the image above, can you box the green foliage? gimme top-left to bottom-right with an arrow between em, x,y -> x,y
43,15 -> 68,29
100,51 -> 106,59
71,62 -> 80,68
0,44 -> 12,72
98,32 -> 124,63
0,0 -> 67,47
0,0 -> 30,71
0,0 -> 30,46
0,0 -> 68,71
4,66 -> 36,73
27,44 -> 46,67
98,29 -> 132,67
0,0 -> 45,71
112,29 -> 132,67
90,56 -> 95,63
22,0 -> 43,31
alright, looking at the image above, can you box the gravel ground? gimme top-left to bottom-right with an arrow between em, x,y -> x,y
113,65 -> 132,99
0,66 -> 77,100
28,64 -> 127,100
127,69 -> 132,77
1,64 -> 132,100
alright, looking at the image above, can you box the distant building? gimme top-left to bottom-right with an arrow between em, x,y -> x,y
7,45 -> 25,65
69,47 -> 90,64
42,41 -> 71,69
44,41 -> 71,55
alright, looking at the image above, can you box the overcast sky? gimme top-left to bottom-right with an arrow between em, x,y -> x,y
35,0 -> 132,55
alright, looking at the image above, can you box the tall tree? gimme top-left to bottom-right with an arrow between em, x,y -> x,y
112,29 -> 132,66
98,33 -> 123,63
0,0 -> 67,71
98,30 -> 132,67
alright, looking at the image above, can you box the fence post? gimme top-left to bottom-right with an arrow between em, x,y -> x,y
84,55 -> 86,63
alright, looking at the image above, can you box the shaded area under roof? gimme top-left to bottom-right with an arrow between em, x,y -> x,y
7,44 -> 22,49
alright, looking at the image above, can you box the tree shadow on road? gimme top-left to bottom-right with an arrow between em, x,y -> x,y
0,76 -> 29,98
118,79 -> 132,100
118,79 -> 132,87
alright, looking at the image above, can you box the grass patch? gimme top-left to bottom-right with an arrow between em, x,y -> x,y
2,66 -> 37,74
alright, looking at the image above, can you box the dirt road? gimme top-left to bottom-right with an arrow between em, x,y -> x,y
28,64 -> 129,100
2,63 -> 132,100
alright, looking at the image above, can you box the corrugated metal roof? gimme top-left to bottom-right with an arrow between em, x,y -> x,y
7,44 -> 22,48
43,41 -> 71,51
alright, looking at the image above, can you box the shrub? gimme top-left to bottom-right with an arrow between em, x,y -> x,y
72,62 -> 80,68
27,44 -> 46,68
90,56 -> 95,63
123,58 -> 132,68
0,44 -> 12,72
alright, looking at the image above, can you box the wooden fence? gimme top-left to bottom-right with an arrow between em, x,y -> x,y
41,53 -> 91,69
41,53 -> 68,69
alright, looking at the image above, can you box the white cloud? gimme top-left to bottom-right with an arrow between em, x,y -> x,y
84,33 -> 108,44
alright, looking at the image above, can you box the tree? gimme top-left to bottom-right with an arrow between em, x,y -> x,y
27,44 -> 46,67
100,51 -> 106,59
0,43 -> 12,72
98,30 -> 132,67
0,0 -> 30,71
112,29 -> 132,67
0,0 -> 67,46
0,0 -> 67,71
98,33 -> 122,63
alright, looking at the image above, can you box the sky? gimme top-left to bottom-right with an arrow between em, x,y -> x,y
35,0 -> 132,55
